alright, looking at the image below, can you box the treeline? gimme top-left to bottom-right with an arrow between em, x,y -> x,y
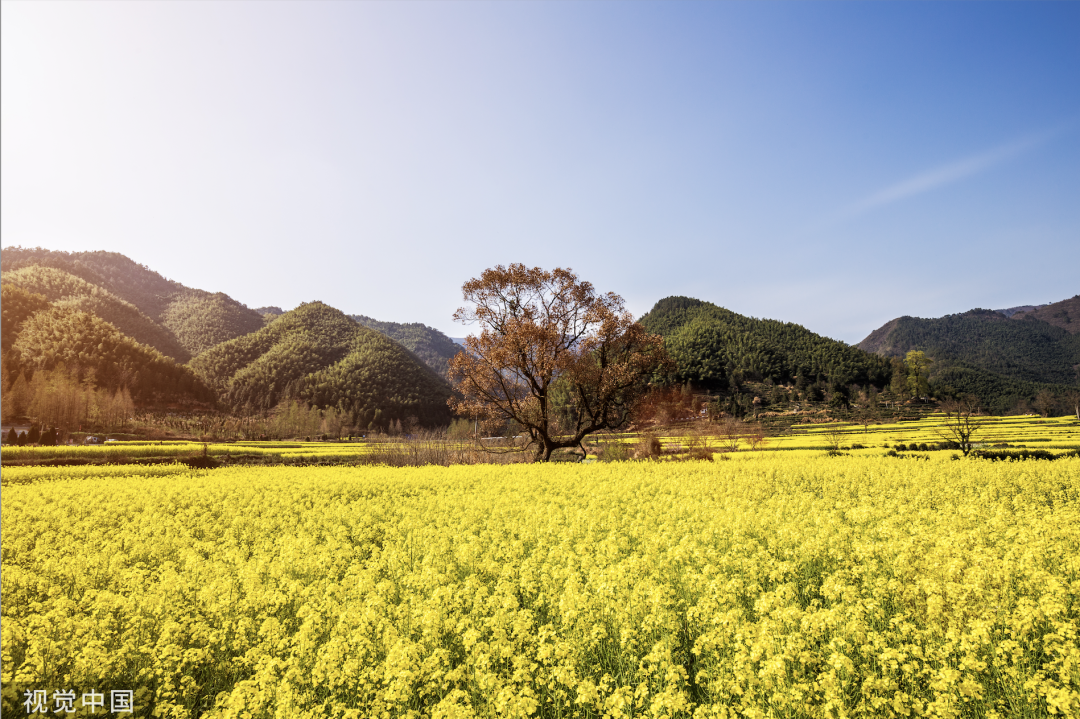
1,282 -> 214,433
140,401 -> 431,442
639,296 -> 893,390
2,366 -> 136,433
141,401 -> 349,441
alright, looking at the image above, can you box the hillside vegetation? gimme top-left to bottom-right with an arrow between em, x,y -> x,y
639,296 -> 893,390
2,265 -> 191,362
858,309 -> 1080,386
1,247 -> 185,320
349,314 -> 461,376
1,285 -> 51,354
11,305 -> 212,403
2,247 -> 263,356
1,285 -> 212,428
192,303 -> 452,428
858,305 -> 1080,412
1011,295 -> 1080,334
928,360 -> 1072,415
160,291 -> 266,357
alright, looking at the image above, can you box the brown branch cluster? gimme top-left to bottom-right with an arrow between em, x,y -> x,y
448,264 -> 673,461
937,395 -> 986,457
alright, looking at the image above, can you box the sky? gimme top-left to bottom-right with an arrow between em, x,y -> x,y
2,1 -> 1078,344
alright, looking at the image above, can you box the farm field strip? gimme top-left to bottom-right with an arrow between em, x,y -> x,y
0,462 -> 198,484
2,415 -> 1078,466
0,441 -> 381,463
3,456 -> 1078,718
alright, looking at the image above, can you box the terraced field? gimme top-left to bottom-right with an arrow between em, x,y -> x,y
3,414 -> 1078,469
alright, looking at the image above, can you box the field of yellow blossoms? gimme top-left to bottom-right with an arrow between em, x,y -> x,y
3,455 -> 1079,718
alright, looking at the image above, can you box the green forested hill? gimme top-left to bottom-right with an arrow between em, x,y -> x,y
2,247 -> 264,356
1,247 -> 185,319
1,285 -> 51,354
639,296 -> 893,390
349,315 -> 461,376
928,360 -> 1070,415
857,309 -> 1080,386
160,291 -> 266,357
10,305 -> 212,403
192,303 -> 452,428
2,265 -> 191,362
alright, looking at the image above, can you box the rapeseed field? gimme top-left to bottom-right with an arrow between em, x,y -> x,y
2,456 -> 1078,718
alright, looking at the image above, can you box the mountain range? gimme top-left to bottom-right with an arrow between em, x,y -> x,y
2,246 -> 1076,422
857,295 -> 1080,413
1,247 -> 457,428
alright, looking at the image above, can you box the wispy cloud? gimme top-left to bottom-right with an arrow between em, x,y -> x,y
839,123 -> 1071,219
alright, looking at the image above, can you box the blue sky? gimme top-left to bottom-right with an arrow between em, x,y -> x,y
3,1 -> 1078,343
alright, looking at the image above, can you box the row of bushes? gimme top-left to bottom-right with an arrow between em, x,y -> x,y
972,448 -> 1078,462
891,441 -> 962,452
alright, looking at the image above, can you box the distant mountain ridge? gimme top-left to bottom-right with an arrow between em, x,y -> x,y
1010,295 -> 1080,334
994,304 -> 1045,318
858,303 -> 1079,383
7,246 -> 1075,421
348,315 -> 460,377
858,296 -> 1080,412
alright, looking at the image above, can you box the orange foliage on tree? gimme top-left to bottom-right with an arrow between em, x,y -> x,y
630,386 -> 700,427
448,264 -> 672,461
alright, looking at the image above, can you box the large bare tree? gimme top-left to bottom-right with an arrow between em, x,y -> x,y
448,264 -> 672,461
937,395 -> 986,457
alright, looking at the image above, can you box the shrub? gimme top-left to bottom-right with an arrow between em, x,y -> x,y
599,442 -> 630,462
635,434 -> 662,459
